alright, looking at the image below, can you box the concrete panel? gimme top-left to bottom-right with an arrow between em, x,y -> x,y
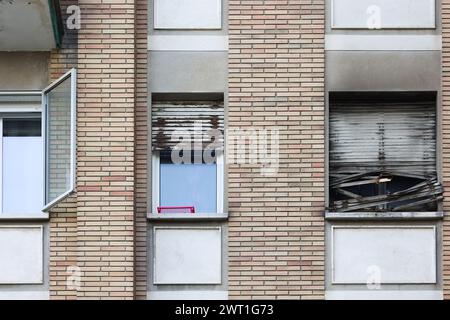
325,35 -> 441,51
326,290 -> 442,300
0,291 -> 49,300
148,290 -> 228,300
149,35 -> 228,51
150,51 -> 227,93
332,226 -> 437,284
332,0 -> 435,29
154,0 -> 222,29
0,52 -> 49,90
326,51 -> 441,91
0,225 -> 43,284
154,227 -> 222,284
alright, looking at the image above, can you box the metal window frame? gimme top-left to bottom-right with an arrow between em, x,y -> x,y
150,150 -> 225,218
41,68 -> 77,212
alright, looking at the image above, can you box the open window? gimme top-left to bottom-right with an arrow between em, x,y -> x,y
0,69 -> 75,217
328,92 -> 442,213
150,93 -> 225,217
42,69 -> 76,212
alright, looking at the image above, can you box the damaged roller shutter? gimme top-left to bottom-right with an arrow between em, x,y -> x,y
151,98 -> 224,150
329,92 -> 442,212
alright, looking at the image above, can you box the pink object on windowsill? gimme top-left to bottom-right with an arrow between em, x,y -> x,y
157,206 -> 195,214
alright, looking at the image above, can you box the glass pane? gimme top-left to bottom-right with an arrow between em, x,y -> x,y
3,118 -> 41,137
160,163 -> 217,213
2,119 -> 43,214
46,76 -> 72,205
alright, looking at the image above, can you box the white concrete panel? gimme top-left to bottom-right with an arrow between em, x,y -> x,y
325,35 -> 442,51
0,225 -> 43,284
148,35 -> 228,51
332,0 -> 436,29
326,290 -> 442,300
332,226 -> 436,284
154,0 -> 222,29
0,290 -> 49,300
148,290 -> 228,300
154,227 -> 222,284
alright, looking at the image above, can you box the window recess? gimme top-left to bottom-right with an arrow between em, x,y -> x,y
328,92 -> 442,213
150,93 -> 225,218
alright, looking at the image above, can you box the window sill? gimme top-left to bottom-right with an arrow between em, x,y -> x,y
147,213 -> 228,221
325,211 -> 443,221
0,213 -> 49,221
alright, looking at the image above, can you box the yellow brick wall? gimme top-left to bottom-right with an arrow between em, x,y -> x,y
49,0 -> 79,300
75,0 -> 136,299
134,0 -> 149,300
228,0 -> 326,299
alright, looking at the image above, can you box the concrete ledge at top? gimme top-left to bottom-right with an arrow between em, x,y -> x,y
148,290 -> 228,300
148,35 -> 228,51
0,0 -> 57,51
325,211 -> 444,220
0,291 -> 49,300
325,35 -> 442,51
326,290 -> 443,300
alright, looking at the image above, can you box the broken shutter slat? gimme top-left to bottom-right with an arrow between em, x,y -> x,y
151,101 -> 224,150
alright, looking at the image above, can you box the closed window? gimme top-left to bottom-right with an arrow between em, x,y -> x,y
151,94 -> 225,216
159,151 -> 218,213
153,150 -> 223,214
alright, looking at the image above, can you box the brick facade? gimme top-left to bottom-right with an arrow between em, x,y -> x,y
41,0 -> 448,300
76,0 -> 136,299
49,0 -> 78,300
228,0 -> 326,299
442,0 -> 450,299
49,0 -> 139,299
134,0 -> 149,300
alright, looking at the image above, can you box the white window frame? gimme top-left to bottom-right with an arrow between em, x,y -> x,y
151,150 -> 224,217
0,92 -> 44,218
41,68 -> 77,212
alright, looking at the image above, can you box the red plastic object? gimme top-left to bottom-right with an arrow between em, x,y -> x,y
157,206 -> 195,214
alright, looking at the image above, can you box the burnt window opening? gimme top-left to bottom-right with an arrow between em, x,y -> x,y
328,92 -> 443,213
